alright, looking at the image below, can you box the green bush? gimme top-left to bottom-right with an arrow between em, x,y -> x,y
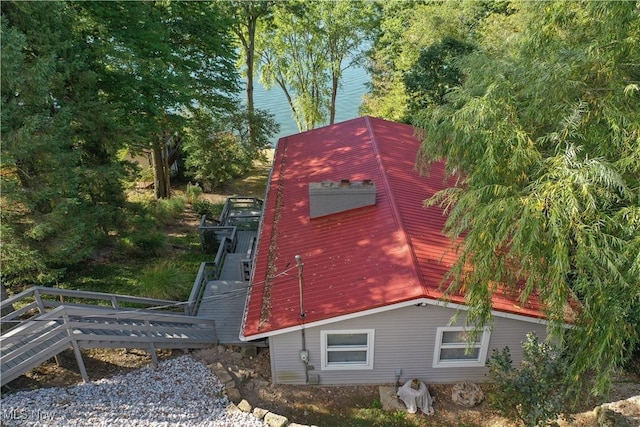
487,332 -> 570,427
135,261 -> 191,301
185,182 -> 203,204
119,214 -> 167,258
153,196 -> 186,225
191,199 -> 224,219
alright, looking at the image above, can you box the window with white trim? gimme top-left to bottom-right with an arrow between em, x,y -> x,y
432,326 -> 491,368
321,330 -> 374,370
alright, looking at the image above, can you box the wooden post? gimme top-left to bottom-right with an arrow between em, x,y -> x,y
33,289 -> 46,315
144,319 -> 159,366
63,312 -> 89,383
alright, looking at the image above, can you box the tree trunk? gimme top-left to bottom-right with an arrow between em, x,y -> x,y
330,73 -> 338,125
152,134 -> 171,199
246,16 -> 257,147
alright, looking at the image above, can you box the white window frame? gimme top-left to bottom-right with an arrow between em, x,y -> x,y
320,329 -> 375,370
432,326 -> 491,368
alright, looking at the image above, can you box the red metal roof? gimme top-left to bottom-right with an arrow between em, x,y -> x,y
241,117 -> 544,339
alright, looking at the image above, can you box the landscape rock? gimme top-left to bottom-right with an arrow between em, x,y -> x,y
264,412 -> 289,427
227,386 -> 242,403
595,406 -> 629,427
211,362 -> 233,384
253,407 -> 269,420
451,382 -> 484,407
238,399 -> 253,413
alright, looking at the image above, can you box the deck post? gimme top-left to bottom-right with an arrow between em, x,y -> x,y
62,311 -> 89,383
33,288 -> 46,315
70,339 -> 89,383
144,319 -> 159,366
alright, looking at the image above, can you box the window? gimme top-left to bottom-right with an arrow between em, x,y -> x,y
432,326 -> 491,368
321,330 -> 374,370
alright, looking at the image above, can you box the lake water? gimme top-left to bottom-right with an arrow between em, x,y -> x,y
253,65 -> 370,144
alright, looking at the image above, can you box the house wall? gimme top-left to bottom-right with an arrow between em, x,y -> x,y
268,304 -> 548,385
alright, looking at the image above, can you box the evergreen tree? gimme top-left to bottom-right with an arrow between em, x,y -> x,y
1,1 -> 131,286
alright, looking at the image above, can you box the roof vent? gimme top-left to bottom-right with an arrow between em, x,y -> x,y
309,180 -> 376,218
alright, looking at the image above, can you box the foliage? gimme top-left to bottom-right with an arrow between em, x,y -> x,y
119,216 -> 167,258
404,37 -> 475,117
258,0 -> 374,131
414,1 -> 640,394
487,333 -> 570,427
1,0 -> 243,287
185,183 -> 203,205
135,261 -> 191,301
227,0 -> 276,148
362,1 -> 510,122
182,106 -> 276,191
191,200 -> 224,220
77,0 -> 240,199
1,1 -> 131,286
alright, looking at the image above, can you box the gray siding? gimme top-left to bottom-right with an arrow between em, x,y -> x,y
270,304 -> 548,385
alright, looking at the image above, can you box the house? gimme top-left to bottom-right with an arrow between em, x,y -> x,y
239,116 -> 548,385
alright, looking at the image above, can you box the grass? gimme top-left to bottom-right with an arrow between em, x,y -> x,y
56,157 -> 273,302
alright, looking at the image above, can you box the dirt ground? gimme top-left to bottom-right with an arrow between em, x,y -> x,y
4,346 -> 639,427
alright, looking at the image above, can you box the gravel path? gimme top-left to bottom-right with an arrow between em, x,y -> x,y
1,355 -> 266,427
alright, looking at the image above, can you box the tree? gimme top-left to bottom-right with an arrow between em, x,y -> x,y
259,1 -> 328,132
1,1 -> 132,286
318,0 -> 375,125
404,36 -> 475,117
258,0 -> 374,131
362,1 -> 512,122
228,0 -> 275,147
414,1 -> 640,394
80,0 -> 240,198
182,105 -> 278,191
1,0 -> 242,287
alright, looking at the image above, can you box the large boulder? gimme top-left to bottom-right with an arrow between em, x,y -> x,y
451,382 -> 484,407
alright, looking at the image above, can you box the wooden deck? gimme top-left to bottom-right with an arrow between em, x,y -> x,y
196,229 -> 261,345
197,280 -> 250,345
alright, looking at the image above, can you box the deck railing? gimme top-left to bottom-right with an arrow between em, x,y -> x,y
1,303 -> 216,386
198,221 -> 237,254
186,235 -> 232,316
1,286 -> 186,328
219,197 -> 263,230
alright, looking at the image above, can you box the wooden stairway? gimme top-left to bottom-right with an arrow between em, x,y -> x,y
1,287 -> 216,387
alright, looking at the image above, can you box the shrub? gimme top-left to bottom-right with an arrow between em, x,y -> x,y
153,196 -> 186,225
135,261 -> 191,301
119,215 -> 167,257
487,332 -> 570,427
191,199 -> 224,219
185,182 -> 203,204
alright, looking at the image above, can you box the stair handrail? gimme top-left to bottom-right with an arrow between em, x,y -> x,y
1,286 -> 185,325
187,235 -> 231,316
1,304 -> 217,387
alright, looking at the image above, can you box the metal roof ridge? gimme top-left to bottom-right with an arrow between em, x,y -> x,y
364,116 -> 427,294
